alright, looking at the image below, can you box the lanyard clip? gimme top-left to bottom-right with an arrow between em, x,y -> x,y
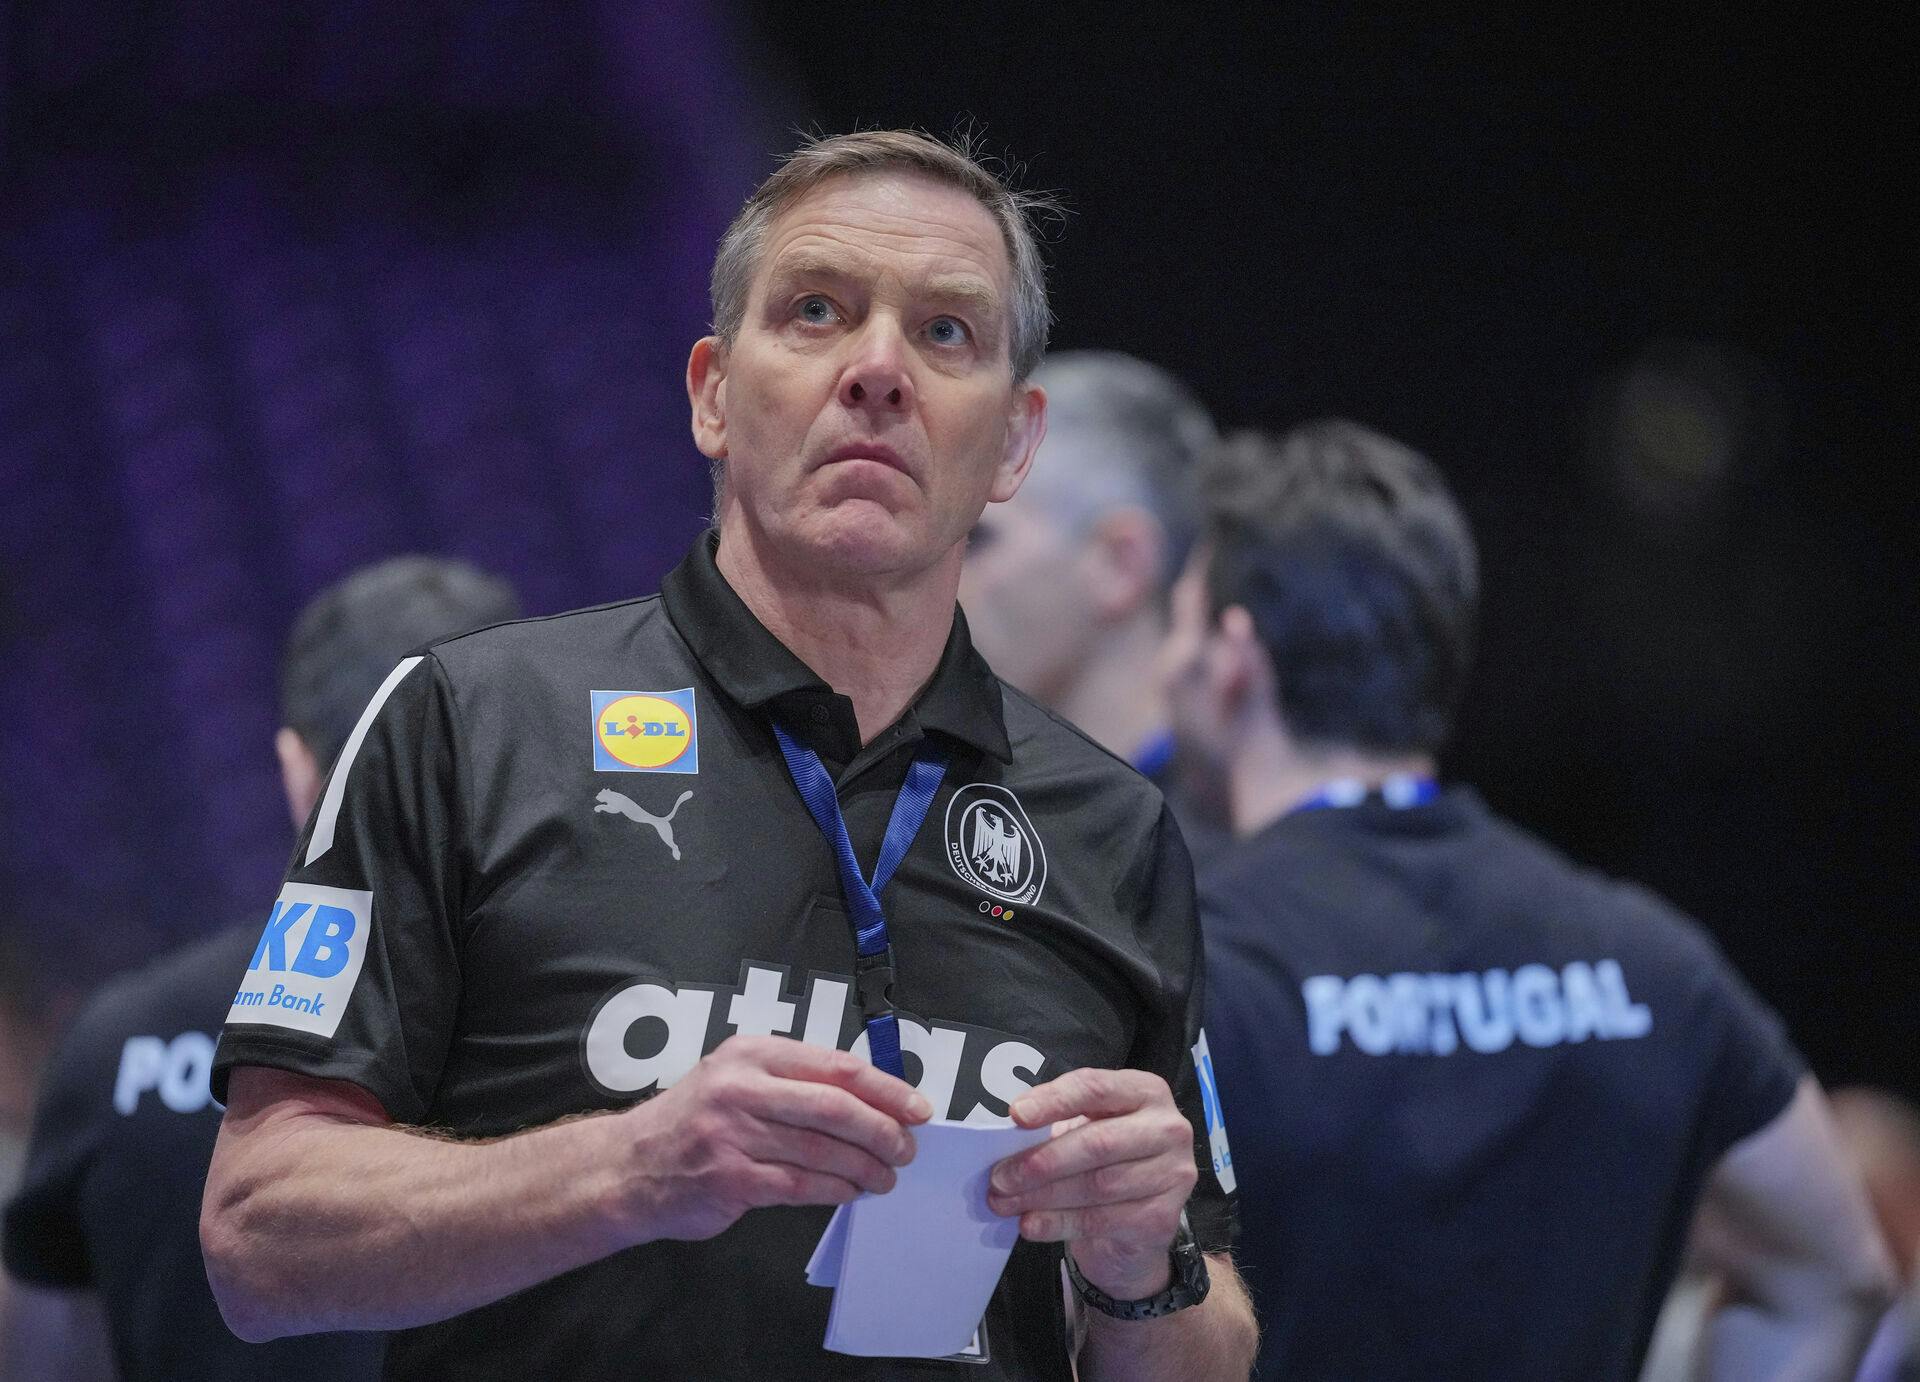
854,950 -> 896,1022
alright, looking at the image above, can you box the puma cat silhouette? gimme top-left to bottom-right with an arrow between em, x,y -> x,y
593,788 -> 694,861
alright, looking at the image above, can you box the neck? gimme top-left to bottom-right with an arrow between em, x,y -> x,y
1051,612 -> 1171,763
716,523 -> 956,744
1227,721 -> 1436,839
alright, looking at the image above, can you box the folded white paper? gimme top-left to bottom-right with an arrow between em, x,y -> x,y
806,1118 -> 1051,1358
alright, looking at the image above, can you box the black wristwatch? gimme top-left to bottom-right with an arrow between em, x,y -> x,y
1064,1211 -> 1211,1321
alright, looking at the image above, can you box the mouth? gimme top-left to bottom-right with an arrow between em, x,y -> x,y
820,442 -> 912,478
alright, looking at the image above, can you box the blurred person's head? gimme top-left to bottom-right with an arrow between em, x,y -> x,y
1829,1086 -> 1920,1285
1165,421 -> 1478,830
692,129 -> 1055,578
0,937 -> 53,1188
276,557 -> 520,827
959,351 -> 1214,759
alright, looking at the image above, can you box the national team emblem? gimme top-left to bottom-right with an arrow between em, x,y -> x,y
944,783 -> 1046,904
592,688 -> 698,773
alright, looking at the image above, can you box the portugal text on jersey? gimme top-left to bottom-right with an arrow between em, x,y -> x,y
215,530 -> 1234,1382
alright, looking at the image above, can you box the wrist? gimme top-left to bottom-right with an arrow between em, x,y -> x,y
1067,1240 -> 1174,1302
1066,1212 -> 1210,1322
599,1100 -> 668,1248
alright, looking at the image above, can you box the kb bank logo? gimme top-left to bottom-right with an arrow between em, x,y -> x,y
593,688 -> 698,774
226,882 -> 371,1039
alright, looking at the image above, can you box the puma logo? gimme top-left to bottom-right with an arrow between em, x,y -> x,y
593,788 -> 694,861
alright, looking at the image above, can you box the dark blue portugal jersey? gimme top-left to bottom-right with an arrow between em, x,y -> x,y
1200,789 -> 1803,1382
2,925 -> 383,1381
212,532 -> 1236,1381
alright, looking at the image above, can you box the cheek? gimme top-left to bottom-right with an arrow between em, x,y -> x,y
726,357 -> 816,461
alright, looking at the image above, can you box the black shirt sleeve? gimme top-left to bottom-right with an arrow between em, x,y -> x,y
2,991 -> 124,1286
212,654 -> 468,1123
1125,803 -> 1239,1255
1686,921 -> 1806,1160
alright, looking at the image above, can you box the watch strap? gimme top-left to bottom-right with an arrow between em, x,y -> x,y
1064,1220 -> 1211,1321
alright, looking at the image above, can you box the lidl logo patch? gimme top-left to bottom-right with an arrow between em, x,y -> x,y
227,882 -> 371,1039
592,688 -> 698,774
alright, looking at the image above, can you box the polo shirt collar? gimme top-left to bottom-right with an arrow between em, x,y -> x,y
661,529 -> 1012,763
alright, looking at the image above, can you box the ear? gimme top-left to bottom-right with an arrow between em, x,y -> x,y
987,380 -> 1047,504
275,727 -> 324,831
1215,604 -> 1277,721
687,336 -> 729,461
1086,507 -> 1167,620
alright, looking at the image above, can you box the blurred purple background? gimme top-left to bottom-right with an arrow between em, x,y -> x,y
2,4 -> 1913,1095
0,0 -> 773,976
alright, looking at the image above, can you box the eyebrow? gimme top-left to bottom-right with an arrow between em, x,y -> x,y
763,251 -> 1006,334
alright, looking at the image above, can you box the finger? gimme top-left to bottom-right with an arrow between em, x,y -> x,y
757,1040 -> 933,1124
744,1161 -> 866,1210
1018,1197 -> 1184,1246
988,1157 -> 1186,1215
1009,1067 -> 1169,1129
746,1075 -> 919,1167
990,1113 -> 1185,1196
738,1122 -> 898,1196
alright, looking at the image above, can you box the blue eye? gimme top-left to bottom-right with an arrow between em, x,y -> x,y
797,296 -> 837,324
927,316 -> 969,346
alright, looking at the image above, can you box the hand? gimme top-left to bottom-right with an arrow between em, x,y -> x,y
619,1035 -> 931,1242
985,1068 -> 1197,1300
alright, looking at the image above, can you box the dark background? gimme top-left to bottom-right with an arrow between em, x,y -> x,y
737,4 -> 1917,1097
3,4 -> 1913,1096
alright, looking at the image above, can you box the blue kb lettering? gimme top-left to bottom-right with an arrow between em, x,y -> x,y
291,905 -> 356,978
249,901 -> 310,970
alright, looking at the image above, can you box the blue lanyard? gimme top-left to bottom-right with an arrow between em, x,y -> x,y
771,722 -> 949,1080
1131,728 -> 1176,780
1292,773 -> 1440,815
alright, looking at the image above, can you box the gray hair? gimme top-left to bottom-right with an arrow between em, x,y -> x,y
709,129 -> 1057,381
1021,351 -> 1216,588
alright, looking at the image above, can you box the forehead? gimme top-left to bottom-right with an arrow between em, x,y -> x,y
754,170 -> 1012,298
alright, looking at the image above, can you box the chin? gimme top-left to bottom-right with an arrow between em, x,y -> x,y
788,504 -> 941,578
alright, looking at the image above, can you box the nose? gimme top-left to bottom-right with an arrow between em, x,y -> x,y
838,315 -> 914,413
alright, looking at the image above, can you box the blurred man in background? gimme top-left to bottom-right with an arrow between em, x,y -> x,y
1830,1088 -> 1920,1380
1,556 -> 519,1381
960,350 -> 1224,843
1169,420 -> 1894,1381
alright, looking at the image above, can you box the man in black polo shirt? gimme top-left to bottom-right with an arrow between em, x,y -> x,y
200,130 -> 1254,1380
1,555 -> 517,1381
1166,420 -> 1892,1380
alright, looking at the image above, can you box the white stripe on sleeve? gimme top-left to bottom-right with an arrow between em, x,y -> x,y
304,655 -> 426,867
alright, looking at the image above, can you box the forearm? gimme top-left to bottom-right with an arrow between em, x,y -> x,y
202,1108 -> 635,1339
1703,1287 -> 1889,1382
1077,1253 -> 1258,1382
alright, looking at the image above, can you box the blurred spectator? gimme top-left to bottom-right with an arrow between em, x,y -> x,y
1,556 -> 519,1382
0,941 -> 51,1195
0,941 -> 55,1348
1169,421 -> 1895,1380
960,350 -> 1226,846
1831,1088 -> 1920,1381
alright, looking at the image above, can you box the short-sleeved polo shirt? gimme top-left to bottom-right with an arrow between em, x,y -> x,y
213,530 -> 1235,1381
4,925 -> 383,1381
1201,787 -> 1802,1382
